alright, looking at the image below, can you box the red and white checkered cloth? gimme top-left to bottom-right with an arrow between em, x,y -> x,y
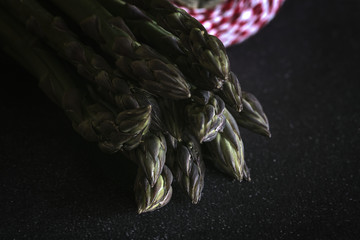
175,0 -> 285,47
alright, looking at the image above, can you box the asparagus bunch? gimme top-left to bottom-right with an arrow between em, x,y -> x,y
0,0 -> 270,213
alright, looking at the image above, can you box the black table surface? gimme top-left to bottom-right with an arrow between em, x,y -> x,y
1,0 -> 359,239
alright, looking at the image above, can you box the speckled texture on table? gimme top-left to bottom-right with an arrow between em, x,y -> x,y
0,0 -> 359,239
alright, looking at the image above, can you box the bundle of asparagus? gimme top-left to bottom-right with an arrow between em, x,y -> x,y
0,0 -> 270,213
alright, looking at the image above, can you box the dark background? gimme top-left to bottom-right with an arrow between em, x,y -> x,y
1,0 -> 359,239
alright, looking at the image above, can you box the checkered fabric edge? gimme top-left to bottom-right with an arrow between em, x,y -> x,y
175,0 -> 286,47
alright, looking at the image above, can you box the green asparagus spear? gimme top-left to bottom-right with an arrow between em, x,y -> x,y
185,91 -> 226,143
206,108 -> 250,181
134,165 -> 173,213
131,131 -> 167,187
158,99 -> 184,142
230,91 -> 271,138
129,0 -> 230,79
216,71 -> 243,112
174,132 -> 205,204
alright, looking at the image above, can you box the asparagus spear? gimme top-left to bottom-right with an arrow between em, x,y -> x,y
216,71 -> 243,112
185,91 -> 226,143
164,133 -> 178,170
48,0 -> 191,100
158,99 -> 184,142
206,108 -> 250,181
174,132 -> 205,204
134,165 -> 173,213
128,0 -> 230,79
131,131 -> 167,187
230,92 -> 271,138
76,102 -> 152,153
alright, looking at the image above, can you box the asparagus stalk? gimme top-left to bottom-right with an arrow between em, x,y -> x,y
76,102 -> 152,153
216,71 -> 243,112
174,132 -> 205,204
48,0 -> 191,100
230,92 -> 271,138
206,108 -> 250,181
130,88 -> 166,133
131,131 -> 167,187
134,165 -> 173,213
128,0 -> 230,79
158,99 -> 184,142
185,91 -> 226,143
